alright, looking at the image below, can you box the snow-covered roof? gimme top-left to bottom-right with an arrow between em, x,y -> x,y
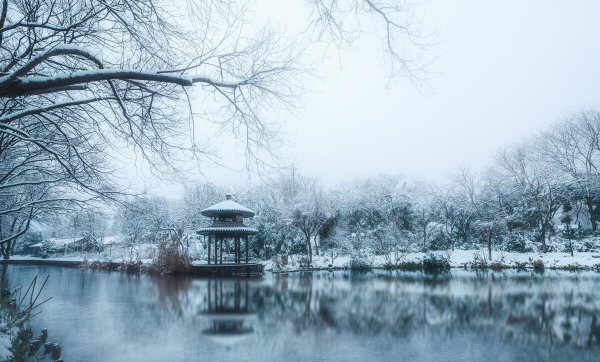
197,226 -> 258,235
200,194 -> 255,218
48,237 -> 85,246
102,235 -> 124,245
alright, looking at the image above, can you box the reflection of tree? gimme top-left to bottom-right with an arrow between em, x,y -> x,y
249,272 -> 600,353
127,271 -> 600,355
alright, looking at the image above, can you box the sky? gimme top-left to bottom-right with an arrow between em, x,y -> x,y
134,0 -> 600,196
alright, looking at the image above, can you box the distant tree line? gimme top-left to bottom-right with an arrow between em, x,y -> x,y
22,110 -> 600,263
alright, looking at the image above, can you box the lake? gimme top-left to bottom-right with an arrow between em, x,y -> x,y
3,265 -> 600,362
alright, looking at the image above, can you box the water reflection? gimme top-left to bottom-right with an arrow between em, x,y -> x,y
4,266 -> 600,362
201,280 -> 255,346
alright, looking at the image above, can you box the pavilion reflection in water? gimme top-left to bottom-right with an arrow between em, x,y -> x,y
201,279 -> 256,346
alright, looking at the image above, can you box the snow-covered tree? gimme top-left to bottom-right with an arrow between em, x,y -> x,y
541,110 -> 600,232
0,0 -> 424,257
493,142 -> 567,253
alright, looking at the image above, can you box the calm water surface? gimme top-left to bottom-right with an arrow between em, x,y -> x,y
3,265 -> 600,362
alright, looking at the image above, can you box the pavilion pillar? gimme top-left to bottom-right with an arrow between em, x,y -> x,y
236,237 -> 240,264
214,235 -> 218,264
245,235 -> 248,263
207,236 -> 211,265
220,237 -> 223,264
233,237 -> 237,264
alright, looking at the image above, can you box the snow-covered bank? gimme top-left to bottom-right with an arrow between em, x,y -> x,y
262,249 -> 600,272
9,247 -> 600,273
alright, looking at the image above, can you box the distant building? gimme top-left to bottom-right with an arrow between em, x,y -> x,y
30,236 -> 100,255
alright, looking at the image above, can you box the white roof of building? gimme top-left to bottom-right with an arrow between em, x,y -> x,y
197,226 -> 258,235
102,235 -> 124,245
48,237 -> 85,246
200,195 -> 255,218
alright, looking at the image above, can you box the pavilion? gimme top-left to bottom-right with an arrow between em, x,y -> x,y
197,194 -> 258,266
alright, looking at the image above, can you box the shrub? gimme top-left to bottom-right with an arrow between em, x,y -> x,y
288,242 -> 307,255
504,233 -> 534,253
398,261 -> 422,271
120,260 -> 143,273
298,257 -> 311,268
531,259 -> 545,273
422,253 -> 451,273
490,261 -> 505,271
383,250 -> 409,270
563,263 -> 584,271
147,242 -> 191,274
429,230 -> 450,251
383,260 -> 421,271
348,257 -> 372,270
470,252 -> 489,270
578,239 -> 599,253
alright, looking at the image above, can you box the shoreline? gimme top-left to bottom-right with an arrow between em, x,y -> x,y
3,254 -> 600,274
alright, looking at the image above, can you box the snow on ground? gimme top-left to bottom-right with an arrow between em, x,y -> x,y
262,249 -> 600,271
12,244 -> 600,272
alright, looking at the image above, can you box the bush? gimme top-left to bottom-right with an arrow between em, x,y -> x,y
288,242 -> 307,255
490,260 -> 506,271
577,239 -> 599,252
398,261 -> 422,271
428,230 -> 450,251
422,253 -> 451,273
348,257 -> 372,270
298,257 -> 311,268
531,259 -> 545,273
470,252 -> 488,270
561,263 -> 585,271
120,260 -> 143,273
148,242 -> 191,274
504,233 -> 534,253
383,259 -> 421,271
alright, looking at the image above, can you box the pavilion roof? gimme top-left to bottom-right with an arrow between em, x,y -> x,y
197,226 -> 258,235
200,195 -> 255,218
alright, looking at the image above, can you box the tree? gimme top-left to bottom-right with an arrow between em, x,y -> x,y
0,0 -> 425,257
436,184 -> 475,250
409,183 -> 438,252
541,111 -> 600,232
560,202 -> 575,256
455,167 -> 503,260
289,177 -> 329,265
493,143 -> 567,253
336,175 -> 410,254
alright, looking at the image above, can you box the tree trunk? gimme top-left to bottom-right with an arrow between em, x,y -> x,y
0,240 -> 13,260
586,196 -> 597,232
540,222 -> 547,253
313,234 -> 320,257
305,233 -> 313,265
422,225 -> 427,252
487,229 -> 492,260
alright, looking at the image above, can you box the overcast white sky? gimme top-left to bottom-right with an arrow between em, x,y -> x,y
132,0 -> 600,196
